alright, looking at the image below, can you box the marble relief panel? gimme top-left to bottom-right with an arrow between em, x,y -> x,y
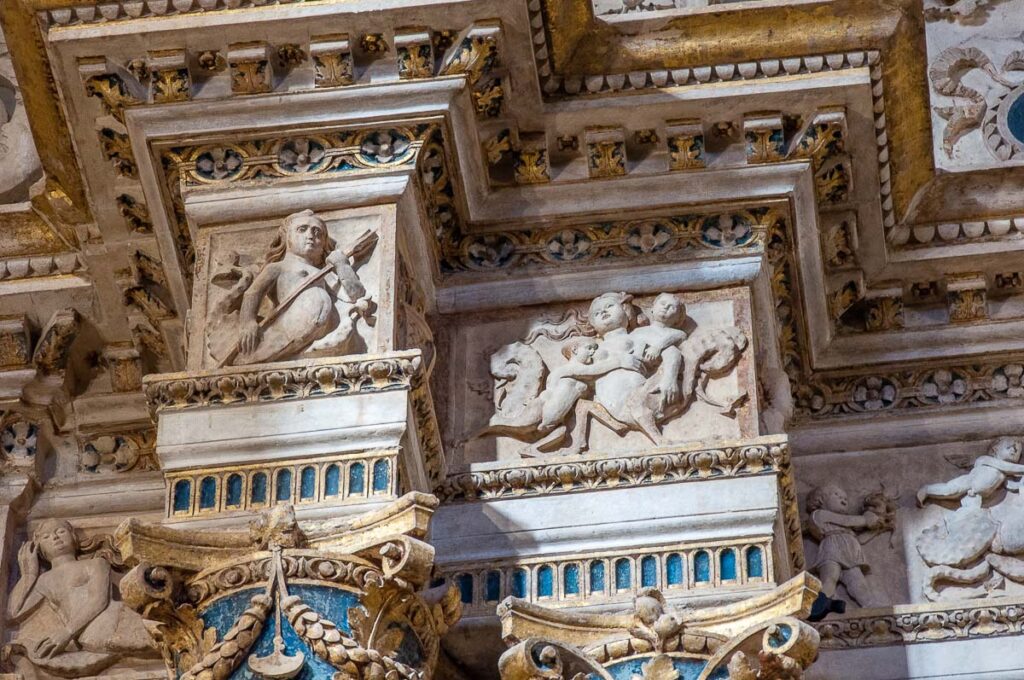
440,287 -> 757,466
926,0 -> 1024,169
796,435 -> 1024,611
190,208 -> 386,369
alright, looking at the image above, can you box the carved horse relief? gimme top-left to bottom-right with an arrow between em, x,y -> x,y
479,292 -> 749,457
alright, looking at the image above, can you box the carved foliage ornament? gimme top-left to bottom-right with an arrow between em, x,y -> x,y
498,581 -> 821,680
929,46 -> 1024,160
115,496 -> 460,680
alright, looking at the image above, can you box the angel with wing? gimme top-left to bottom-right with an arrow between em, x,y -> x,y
917,436 -> 1024,506
207,209 -> 378,367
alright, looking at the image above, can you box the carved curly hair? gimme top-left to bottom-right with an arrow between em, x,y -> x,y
263,209 -> 337,268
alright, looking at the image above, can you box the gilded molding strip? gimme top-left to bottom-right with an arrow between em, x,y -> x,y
143,351 -> 423,412
442,538 -> 774,616
815,598 -> 1024,649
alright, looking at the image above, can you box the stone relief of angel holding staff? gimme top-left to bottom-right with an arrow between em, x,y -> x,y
207,209 -> 378,367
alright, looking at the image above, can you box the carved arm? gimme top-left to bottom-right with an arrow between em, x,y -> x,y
6,543 -> 43,622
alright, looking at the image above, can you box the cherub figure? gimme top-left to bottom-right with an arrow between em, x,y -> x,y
485,336 -> 642,456
917,436 -> 1024,507
626,293 -> 689,440
805,484 -> 890,608
5,519 -> 156,678
208,209 -> 376,366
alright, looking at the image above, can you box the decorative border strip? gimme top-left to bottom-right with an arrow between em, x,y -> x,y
892,216 -> 1024,248
166,449 -> 399,518
440,207 -> 771,275
435,438 -> 788,502
442,538 -> 772,616
816,599 -> 1024,649
0,252 -> 85,282
143,351 -> 422,411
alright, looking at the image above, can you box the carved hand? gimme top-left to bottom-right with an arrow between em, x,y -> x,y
660,376 -> 680,406
17,542 -> 38,579
620,354 -> 644,372
34,628 -> 73,658
238,320 -> 260,355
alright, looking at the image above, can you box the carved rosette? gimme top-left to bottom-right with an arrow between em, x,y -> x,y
115,494 -> 460,680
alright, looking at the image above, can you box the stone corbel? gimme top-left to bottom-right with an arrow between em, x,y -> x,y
310,34 -> 355,88
227,42 -> 273,95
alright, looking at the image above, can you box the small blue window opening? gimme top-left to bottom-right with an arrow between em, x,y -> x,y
537,566 -> 554,598
457,574 -> 474,604
349,462 -> 366,494
199,477 -> 217,510
695,551 -> 711,583
372,459 -> 390,493
300,466 -> 316,500
324,464 -> 341,497
615,559 -> 631,591
225,474 -> 243,507
666,553 -> 684,587
720,549 -> 737,581
641,556 -> 657,588
512,569 -> 529,598
564,564 -> 580,596
172,479 -> 191,513
485,571 -> 502,601
276,469 -> 292,502
589,561 -> 605,594
746,546 -> 764,579
251,472 -> 268,504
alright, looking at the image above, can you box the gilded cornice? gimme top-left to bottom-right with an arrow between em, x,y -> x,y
536,0 -> 940,226
0,1 -> 90,223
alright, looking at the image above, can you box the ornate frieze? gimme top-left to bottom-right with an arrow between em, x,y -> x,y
817,598 -> 1024,649
437,437 -> 790,502
143,351 -> 422,412
443,537 -> 773,617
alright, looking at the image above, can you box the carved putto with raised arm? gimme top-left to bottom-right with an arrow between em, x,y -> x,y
2,519 -> 157,679
915,436 -> 1024,600
480,291 -> 749,456
207,209 -> 377,366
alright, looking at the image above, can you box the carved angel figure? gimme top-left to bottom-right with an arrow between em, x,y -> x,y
917,436 -> 1024,506
207,209 -> 377,366
804,485 -> 895,609
3,519 -> 157,679
915,436 -> 1024,600
481,291 -> 748,456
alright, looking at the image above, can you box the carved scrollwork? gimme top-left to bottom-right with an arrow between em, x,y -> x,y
144,352 -> 422,411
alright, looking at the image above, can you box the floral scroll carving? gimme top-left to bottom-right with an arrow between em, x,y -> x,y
479,292 -> 748,457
